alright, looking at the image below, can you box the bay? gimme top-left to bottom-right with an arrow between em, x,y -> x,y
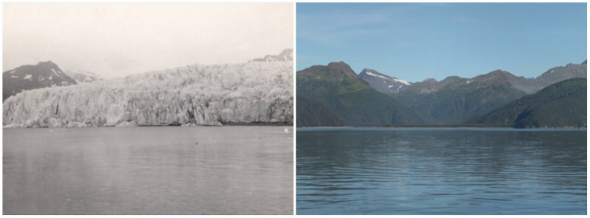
296,128 -> 586,215
4,126 -> 293,215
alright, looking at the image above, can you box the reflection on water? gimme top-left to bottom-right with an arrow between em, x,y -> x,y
297,128 -> 586,215
4,126 -> 293,215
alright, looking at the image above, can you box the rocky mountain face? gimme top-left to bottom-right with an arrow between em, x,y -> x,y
382,62 -> 586,124
296,59 -> 585,127
64,70 -> 104,83
3,50 -> 293,128
3,61 -> 77,101
391,70 -> 534,124
533,61 -> 586,88
358,68 -> 411,93
361,61 -> 586,98
466,78 -> 586,128
296,61 -> 422,127
249,48 -> 293,62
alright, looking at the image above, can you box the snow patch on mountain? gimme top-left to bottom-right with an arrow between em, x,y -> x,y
365,71 -> 390,80
393,78 -> 411,86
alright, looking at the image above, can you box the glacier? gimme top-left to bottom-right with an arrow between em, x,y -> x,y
3,61 -> 293,128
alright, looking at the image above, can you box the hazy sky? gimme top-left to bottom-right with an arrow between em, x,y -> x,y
4,3 -> 293,78
297,3 -> 587,82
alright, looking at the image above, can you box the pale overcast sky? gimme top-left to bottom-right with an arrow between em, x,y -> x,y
3,3 -> 293,78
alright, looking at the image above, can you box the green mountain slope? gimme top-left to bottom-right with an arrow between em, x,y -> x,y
466,78 -> 587,128
296,97 -> 345,127
391,70 -> 532,124
297,62 -> 423,127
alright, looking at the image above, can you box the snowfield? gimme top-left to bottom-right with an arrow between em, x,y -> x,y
3,61 -> 293,128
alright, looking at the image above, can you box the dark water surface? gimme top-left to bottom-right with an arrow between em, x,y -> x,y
4,126 -> 293,215
296,128 -> 586,215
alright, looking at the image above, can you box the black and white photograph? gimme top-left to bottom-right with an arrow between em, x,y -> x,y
3,3 -> 293,215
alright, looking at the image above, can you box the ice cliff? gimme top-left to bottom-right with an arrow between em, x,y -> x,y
3,61 -> 293,127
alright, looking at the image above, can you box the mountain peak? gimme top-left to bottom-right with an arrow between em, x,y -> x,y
248,48 -> 293,62
484,70 -> 516,79
358,68 -> 413,93
489,69 -> 509,75
327,61 -> 349,68
327,61 -> 352,71
359,68 -> 389,77
361,68 -> 376,73
582,60 -> 587,65
36,61 -> 59,68
327,62 -> 357,78
278,48 -> 293,57
3,61 -> 77,101
359,68 -> 392,80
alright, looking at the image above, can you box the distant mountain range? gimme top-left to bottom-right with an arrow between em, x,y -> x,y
249,48 -> 293,62
390,70 -> 538,124
466,78 -> 586,128
3,61 -> 77,101
297,60 -> 587,128
64,70 -> 104,84
374,61 -> 586,124
3,49 -> 293,128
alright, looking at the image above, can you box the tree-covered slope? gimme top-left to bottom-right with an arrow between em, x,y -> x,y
465,78 -> 587,128
296,97 -> 345,127
391,70 -> 532,124
297,62 -> 423,127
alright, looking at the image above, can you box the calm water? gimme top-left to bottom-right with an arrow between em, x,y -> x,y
297,128 -> 587,215
4,126 -> 293,215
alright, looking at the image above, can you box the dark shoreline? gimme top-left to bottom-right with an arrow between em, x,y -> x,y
296,125 -> 587,130
219,121 -> 293,126
137,121 -> 293,127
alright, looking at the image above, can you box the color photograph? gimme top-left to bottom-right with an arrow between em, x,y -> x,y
296,3 -> 586,215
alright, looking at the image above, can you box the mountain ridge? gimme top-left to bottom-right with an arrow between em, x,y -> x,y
249,48 -> 293,62
465,78 -> 586,128
3,61 -> 77,101
362,61 -> 586,124
297,61 -> 423,127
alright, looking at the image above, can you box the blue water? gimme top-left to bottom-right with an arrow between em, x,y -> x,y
4,126 -> 293,215
296,128 -> 586,215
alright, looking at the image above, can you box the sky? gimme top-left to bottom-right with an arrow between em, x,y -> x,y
297,3 -> 587,82
3,3 -> 293,79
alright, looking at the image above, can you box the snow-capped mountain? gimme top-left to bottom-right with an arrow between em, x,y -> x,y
64,70 -> 104,83
358,68 -> 411,93
3,51 -> 293,128
249,48 -> 293,62
3,61 -> 77,101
